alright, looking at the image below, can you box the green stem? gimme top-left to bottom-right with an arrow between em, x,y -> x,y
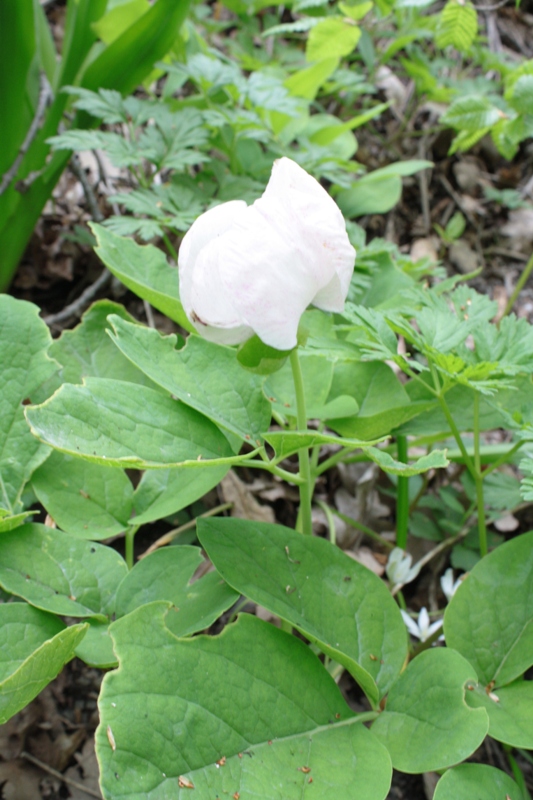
473,392 -> 488,558
396,435 -> 409,549
316,500 -> 337,544
162,232 -> 178,262
289,348 -> 313,536
503,250 -> 533,318
125,525 -> 139,570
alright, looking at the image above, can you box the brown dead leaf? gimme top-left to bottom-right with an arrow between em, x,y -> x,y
220,471 -> 275,523
0,760 -> 44,800
345,547 -> 386,576
64,738 -> 103,800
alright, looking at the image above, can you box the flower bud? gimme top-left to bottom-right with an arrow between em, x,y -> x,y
178,158 -> 355,350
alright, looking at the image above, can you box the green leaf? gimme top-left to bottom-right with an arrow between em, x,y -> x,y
82,0 -> 191,96
336,162 -> 431,218
237,336 -> 291,376
433,764 -> 521,800
96,605 -> 392,799
436,0 -> 477,52
32,450 -> 134,539
0,297 -> 56,515
0,603 -> 87,724
114,546 -> 239,635
49,299 -> 161,387
92,0 -> 150,44
285,58 -> 339,100
365,446 -> 449,476
131,466 -> 229,525
0,523 -> 128,619
372,649 -> 489,772
264,354 -> 339,420
264,430 -> 378,461
108,316 -> 272,443
74,620 -> 117,669
465,680 -> 533,748
507,74 -> 533,114
444,531 -> 533,686
198,518 -> 407,704
0,512 -> 34,533
441,96 -> 503,132
26,378 -> 236,469
90,223 -> 191,329
306,17 -> 362,62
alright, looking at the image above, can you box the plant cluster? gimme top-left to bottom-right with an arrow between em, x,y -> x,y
1,0 -> 533,798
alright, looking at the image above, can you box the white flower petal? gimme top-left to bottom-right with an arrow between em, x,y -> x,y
178,200 -> 250,342
401,610 -> 421,639
215,206 -> 315,350
177,158 -> 355,349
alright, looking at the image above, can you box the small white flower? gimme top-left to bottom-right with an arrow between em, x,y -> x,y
401,607 -> 443,643
178,157 -> 356,351
440,568 -> 465,602
386,547 -> 421,589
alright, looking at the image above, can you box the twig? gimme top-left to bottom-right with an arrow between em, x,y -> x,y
21,751 -> 102,799
69,154 -> 104,223
418,137 -> 431,235
44,268 -> 112,326
140,502 -> 233,558
503,251 -> 533,318
144,300 -> 156,328
0,72 -> 53,196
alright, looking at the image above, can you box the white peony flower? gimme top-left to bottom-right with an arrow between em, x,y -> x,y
401,607 -> 443,643
178,157 -> 356,351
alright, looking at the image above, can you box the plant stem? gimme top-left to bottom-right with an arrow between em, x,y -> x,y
289,348 -> 313,536
473,392 -> 488,557
125,525 -> 139,570
396,435 -> 409,549
503,250 -> 533,318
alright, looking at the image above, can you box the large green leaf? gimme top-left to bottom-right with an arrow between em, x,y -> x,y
198,518 -> 407,705
337,161 -> 432,217
444,532 -> 533,686
49,300 -> 161,387
32,450 -> 134,539
90,223 -> 190,328
465,679 -> 533,748
114,546 -> 239,635
96,605 -> 392,800
26,378 -> 236,469
108,316 -> 272,443
131,466 -> 229,525
371,648 -> 488,772
328,362 -> 436,440
263,353 -> 358,420
0,523 -> 128,620
264,430 -> 377,461
0,297 -> 56,517
82,0 -> 191,95
306,17 -> 362,61
433,764 -> 521,800
0,603 -> 87,724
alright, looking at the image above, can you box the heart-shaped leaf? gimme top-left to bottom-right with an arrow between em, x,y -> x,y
444,531 -> 533,686
96,604 -> 392,800
371,648 -> 488,772
464,679 -> 533,748
433,764 -> 521,800
198,518 -> 407,705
